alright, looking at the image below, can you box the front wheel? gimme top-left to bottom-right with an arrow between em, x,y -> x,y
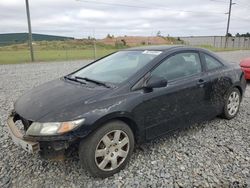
222,88 -> 241,120
79,120 -> 134,178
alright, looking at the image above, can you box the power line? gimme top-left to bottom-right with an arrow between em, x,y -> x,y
235,0 -> 250,7
210,0 -> 228,3
76,0 -> 225,15
210,0 -> 250,10
76,0 -> 249,38
235,2 -> 250,8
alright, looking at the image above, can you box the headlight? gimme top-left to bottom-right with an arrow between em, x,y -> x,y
26,118 -> 85,136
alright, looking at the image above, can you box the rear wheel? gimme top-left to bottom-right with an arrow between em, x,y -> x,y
79,120 -> 134,178
222,88 -> 241,119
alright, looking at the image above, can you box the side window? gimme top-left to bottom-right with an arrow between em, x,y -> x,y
204,54 -> 223,70
151,52 -> 202,81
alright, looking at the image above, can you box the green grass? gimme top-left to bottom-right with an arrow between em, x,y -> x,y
0,49 -> 117,64
0,40 -> 122,64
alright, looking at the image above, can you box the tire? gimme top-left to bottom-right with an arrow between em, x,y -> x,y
79,120 -> 134,178
222,87 -> 241,120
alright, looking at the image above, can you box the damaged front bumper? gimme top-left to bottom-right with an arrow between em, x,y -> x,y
6,111 -> 82,159
7,114 -> 40,153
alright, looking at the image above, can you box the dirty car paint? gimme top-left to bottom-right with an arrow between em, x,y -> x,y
13,46 -> 247,144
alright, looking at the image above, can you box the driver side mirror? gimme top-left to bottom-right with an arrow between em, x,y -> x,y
144,76 -> 168,90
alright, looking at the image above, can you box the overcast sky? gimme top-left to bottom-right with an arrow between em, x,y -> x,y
0,0 -> 249,38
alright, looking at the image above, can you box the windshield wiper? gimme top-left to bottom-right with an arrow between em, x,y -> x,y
75,76 -> 111,88
64,75 -> 86,85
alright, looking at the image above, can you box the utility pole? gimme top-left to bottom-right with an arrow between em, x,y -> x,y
25,0 -> 34,62
224,0 -> 235,48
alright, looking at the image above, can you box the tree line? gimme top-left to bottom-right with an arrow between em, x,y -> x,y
227,32 -> 250,37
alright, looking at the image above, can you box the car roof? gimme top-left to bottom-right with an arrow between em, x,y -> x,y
122,45 -> 222,60
125,45 -> 186,51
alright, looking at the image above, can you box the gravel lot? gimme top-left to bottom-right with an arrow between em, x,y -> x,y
0,50 -> 249,187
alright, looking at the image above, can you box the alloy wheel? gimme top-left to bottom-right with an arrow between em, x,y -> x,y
227,91 -> 240,116
95,130 -> 130,171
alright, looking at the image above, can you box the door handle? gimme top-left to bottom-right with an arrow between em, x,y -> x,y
197,79 -> 206,87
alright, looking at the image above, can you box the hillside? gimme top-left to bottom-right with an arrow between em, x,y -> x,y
100,36 -> 180,46
0,33 -> 74,46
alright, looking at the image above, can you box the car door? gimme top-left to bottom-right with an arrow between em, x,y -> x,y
200,52 -> 230,115
140,51 -> 211,140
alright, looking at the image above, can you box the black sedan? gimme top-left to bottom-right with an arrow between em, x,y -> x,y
7,46 -> 246,177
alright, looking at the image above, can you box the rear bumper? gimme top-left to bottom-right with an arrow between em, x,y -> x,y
7,114 -> 40,154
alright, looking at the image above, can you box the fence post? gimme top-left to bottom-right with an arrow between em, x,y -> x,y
220,36 -> 223,48
93,39 -> 97,60
238,37 -> 240,48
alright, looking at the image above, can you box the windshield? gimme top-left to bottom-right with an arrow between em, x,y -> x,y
72,50 -> 162,84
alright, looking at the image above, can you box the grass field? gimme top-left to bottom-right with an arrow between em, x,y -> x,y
0,49 -> 117,64
0,40 -> 123,64
0,41 -> 249,64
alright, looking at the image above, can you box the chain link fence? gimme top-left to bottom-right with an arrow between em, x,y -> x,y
180,36 -> 250,49
0,40 -> 120,64
1,36 -> 249,64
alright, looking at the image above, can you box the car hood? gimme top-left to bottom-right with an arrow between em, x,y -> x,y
14,78 -> 109,122
240,58 -> 250,67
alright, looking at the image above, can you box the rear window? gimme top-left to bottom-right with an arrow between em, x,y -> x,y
204,54 -> 223,70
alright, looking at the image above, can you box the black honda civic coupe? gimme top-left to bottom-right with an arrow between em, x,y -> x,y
7,46 -> 246,177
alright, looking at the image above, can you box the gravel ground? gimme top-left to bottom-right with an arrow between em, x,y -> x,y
0,50 -> 250,187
